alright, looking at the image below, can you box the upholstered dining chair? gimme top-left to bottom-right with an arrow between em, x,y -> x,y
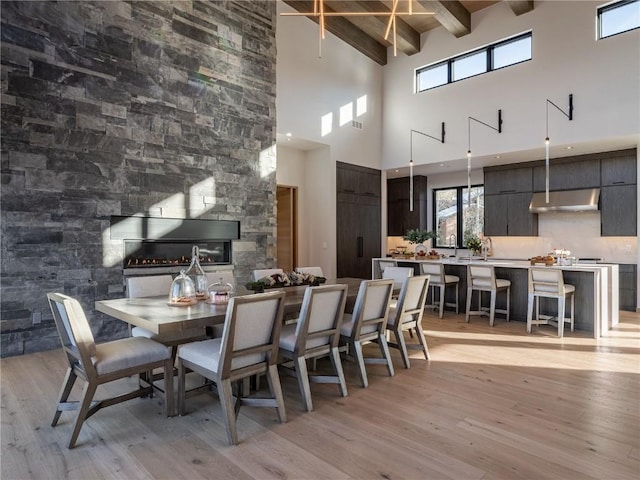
177,291 -> 287,445
382,266 -> 414,291
127,276 -> 206,389
386,275 -> 431,368
278,284 -> 349,412
252,268 -> 284,282
295,266 -> 324,277
47,292 -> 174,448
339,279 -> 395,388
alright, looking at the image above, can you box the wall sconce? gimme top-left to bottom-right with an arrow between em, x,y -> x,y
545,95 -> 574,202
409,123 -> 446,211
467,110 -> 503,207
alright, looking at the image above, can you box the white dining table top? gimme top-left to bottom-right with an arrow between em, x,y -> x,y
95,278 -> 364,335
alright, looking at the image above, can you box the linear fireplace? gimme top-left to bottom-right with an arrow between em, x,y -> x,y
110,216 -> 240,275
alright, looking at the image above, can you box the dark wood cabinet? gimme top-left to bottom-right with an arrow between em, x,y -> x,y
336,162 -> 381,279
601,184 -> 637,236
484,192 -> 538,236
533,158 -> 601,191
618,264 -> 637,311
484,167 -> 533,195
387,175 -> 428,236
601,155 -> 637,186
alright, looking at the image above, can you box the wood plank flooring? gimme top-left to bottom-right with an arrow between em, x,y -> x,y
2,310 -> 639,479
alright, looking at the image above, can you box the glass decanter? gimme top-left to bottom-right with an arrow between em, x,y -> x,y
168,270 -> 196,305
185,245 -> 209,299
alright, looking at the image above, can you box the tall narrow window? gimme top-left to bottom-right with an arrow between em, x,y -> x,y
598,0 -> 640,39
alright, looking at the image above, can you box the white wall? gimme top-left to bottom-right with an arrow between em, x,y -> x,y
382,1 -> 639,169
276,1 -> 386,273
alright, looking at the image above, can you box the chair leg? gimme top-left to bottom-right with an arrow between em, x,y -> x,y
454,283 -> 459,314
330,347 -> 348,397
52,367 -> 77,427
177,360 -> 186,415
526,294 -> 534,334
489,290 -> 497,327
163,359 -> 175,417
505,287 -> 510,322
265,364 -> 287,424
377,333 -> 395,378
465,288 -> 472,323
570,293 -> 575,331
353,341 -> 369,388
394,327 -> 411,369
558,297 -> 565,338
294,356 -> 314,412
438,285 -> 444,319
68,381 -> 97,449
414,324 -> 430,360
218,378 -> 239,445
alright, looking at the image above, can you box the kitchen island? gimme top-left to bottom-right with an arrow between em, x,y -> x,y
372,258 -> 618,338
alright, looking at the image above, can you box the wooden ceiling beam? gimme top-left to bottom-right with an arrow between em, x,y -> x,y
417,1 -> 470,38
282,0 -> 388,65
507,1 -> 534,16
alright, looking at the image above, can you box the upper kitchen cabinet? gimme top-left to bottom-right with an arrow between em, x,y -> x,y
601,155 -> 637,186
485,192 -> 538,236
533,157 -> 600,191
601,185 -> 637,236
387,176 -> 428,236
484,167 -> 532,195
337,162 -> 381,205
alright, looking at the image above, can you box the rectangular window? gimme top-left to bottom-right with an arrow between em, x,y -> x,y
433,185 -> 484,248
598,0 -> 640,39
416,32 -> 531,92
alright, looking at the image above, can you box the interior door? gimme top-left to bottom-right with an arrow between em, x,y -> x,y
276,186 -> 297,272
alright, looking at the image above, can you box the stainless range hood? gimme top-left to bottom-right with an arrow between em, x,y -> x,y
529,188 -> 600,213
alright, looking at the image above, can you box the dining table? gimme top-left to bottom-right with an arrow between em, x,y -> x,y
95,277 -> 365,334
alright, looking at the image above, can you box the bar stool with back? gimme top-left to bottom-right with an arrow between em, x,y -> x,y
420,262 -> 459,318
526,267 -> 575,337
465,264 -> 511,327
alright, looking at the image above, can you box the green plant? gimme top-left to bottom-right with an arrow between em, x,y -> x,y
403,229 -> 436,245
465,234 -> 483,253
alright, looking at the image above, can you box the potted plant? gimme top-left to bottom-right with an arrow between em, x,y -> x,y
465,234 -> 483,256
403,229 -> 436,255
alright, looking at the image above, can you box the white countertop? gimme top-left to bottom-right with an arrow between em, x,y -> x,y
376,257 -> 615,272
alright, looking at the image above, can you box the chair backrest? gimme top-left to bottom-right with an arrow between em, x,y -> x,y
126,275 -> 173,298
382,266 -> 414,290
394,275 -> 430,326
252,268 -> 284,282
529,268 -> 565,295
218,291 -> 286,379
295,266 -> 324,277
467,265 -> 497,290
420,262 -> 445,284
206,270 -> 236,288
47,292 -> 97,376
348,279 -> 394,341
378,260 -> 397,275
293,284 -> 348,354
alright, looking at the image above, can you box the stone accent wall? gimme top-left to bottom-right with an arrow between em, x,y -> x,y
0,1 -> 277,357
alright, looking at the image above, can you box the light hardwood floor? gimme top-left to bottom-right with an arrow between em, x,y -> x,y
2,310 -> 639,479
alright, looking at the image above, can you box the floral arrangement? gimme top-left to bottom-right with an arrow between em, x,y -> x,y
245,271 -> 326,292
465,234 -> 483,253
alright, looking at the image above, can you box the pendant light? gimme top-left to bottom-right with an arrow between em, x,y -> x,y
545,95 -> 574,203
409,124 -> 446,212
466,111 -> 503,208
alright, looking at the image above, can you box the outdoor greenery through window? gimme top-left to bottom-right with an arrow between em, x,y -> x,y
433,186 -> 484,248
598,0 -> 640,39
416,32 -> 532,92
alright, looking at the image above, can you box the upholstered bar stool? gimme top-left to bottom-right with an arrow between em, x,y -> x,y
526,268 -> 575,337
420,262 -> 459,318
465,265 -> 510,327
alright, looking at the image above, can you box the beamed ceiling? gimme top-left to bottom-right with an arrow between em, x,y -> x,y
281,1 -> 534,65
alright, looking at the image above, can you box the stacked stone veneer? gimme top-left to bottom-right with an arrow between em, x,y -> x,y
0,1 -> 277,357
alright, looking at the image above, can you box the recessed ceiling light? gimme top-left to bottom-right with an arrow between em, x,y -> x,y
566,146 -> 573,149
495,155 -> 501,159
285,132 -> 292,137
395,169 -> 399,173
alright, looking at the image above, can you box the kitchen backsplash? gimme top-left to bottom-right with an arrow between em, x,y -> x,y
387,212 -> 638,263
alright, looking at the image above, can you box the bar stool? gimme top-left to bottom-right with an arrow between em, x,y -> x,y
465,265 -> 510,327
420,262 -> 459,318
526,268 -> 575,337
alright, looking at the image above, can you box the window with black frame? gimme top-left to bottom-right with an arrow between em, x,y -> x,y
433,185 -> 484,248
598,0 -> 640,39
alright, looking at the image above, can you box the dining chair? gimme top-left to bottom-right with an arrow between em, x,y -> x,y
339,279 -> 395,388
527,268 -> 575,337
385,275 -> 430,368
465,265 -> 511,327
177,291 -> 287,445
295,266 -> 324,277
377,259 -> 397,277
420,262 -> 460,318
252,268 -> 284,282
47,292 -> 174,448
382,266 -> 414,291
278,284 -> 349,412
